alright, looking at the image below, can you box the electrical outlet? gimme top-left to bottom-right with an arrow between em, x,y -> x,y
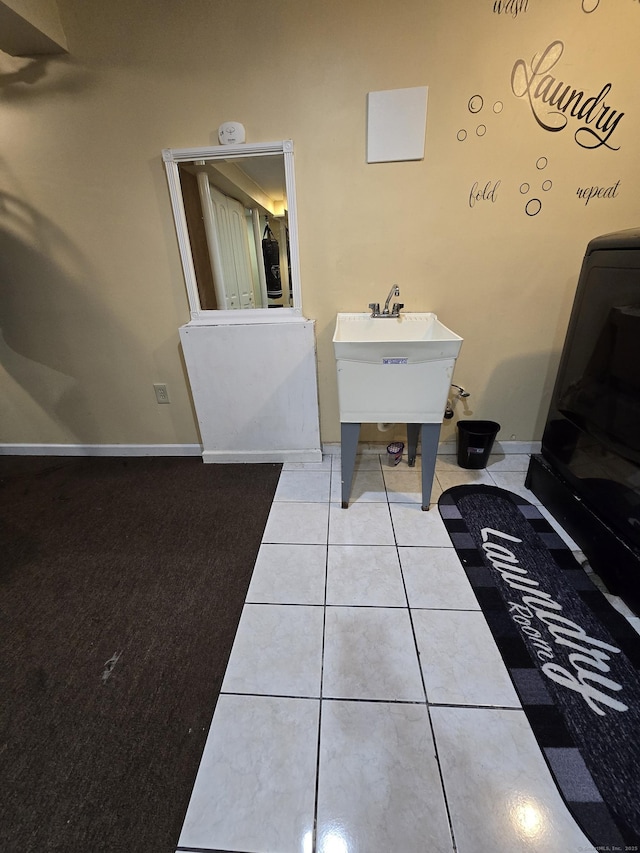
153,383 -> 170,404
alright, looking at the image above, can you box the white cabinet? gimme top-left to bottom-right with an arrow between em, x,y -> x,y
180,319 -> 322,463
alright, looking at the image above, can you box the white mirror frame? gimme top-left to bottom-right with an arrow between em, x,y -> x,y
162,139 -> 303,324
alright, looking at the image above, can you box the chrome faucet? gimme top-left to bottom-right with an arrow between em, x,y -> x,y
369,285 -> 403,318
383,284 -> 400,314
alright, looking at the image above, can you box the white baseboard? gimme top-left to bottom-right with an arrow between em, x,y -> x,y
322,440 -> 541,456
202,448 -> 322,464
1,441 -> 541,460
0,444 -> 203,457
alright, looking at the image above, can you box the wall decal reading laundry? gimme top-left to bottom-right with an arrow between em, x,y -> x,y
493,0 -> 529,17
511,40 -> 625,150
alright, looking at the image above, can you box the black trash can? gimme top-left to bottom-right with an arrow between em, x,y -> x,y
456,420 -> 500,469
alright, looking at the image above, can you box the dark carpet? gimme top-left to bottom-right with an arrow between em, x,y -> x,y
0,455 -> 282,853
438,484 -> 640,850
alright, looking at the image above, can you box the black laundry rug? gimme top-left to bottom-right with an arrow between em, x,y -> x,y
0,456 -> 281,853
438,484 -> 640,850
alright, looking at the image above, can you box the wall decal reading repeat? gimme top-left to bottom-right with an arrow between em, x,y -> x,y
511,40 -> 625,151
576,181 -> 621,205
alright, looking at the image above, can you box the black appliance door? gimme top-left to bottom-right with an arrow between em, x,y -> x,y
542,231 -> 640,546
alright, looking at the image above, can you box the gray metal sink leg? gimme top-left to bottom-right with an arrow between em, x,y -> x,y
420,423 -> 439,511
340,422 -> 361,508
408,423 -> 439,510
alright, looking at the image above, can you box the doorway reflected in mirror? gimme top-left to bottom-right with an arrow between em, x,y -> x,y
162,141 -> 302,320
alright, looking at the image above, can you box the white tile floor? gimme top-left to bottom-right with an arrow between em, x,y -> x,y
176,452 -> 640,853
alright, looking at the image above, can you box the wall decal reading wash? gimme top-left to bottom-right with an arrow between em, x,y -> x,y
493,0 -> 529,17
511,40 -> 625,151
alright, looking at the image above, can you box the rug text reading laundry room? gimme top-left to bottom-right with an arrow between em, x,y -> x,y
481,526 -> 628,716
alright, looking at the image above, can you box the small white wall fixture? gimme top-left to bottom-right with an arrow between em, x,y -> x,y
367,86 -> 429,164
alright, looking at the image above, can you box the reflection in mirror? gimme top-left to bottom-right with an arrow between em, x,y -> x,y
178,155 -> 290,310
162,141 -> 302,319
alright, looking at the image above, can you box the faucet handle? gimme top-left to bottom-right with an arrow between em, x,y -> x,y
369,302 -> 380,316
392,303 -> 404,316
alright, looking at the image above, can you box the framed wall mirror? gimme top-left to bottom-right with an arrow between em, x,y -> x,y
162,140 -> 303,322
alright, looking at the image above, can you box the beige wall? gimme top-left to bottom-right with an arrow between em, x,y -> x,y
0,0 -> 638,447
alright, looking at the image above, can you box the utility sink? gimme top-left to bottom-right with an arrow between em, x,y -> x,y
334,312 -> 462,362
333,312 -> 463,423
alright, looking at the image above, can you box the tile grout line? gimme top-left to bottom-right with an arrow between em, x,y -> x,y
310,456 -> 333,853
217,688 -> 523,712
391,475 -> 460,853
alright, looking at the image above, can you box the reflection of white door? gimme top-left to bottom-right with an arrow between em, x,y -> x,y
209,186 -> 255,309
197,170 -> 257,310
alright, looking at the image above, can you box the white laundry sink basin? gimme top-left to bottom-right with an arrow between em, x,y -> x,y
333,312 -> 463,422
333,312 -> 462,362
